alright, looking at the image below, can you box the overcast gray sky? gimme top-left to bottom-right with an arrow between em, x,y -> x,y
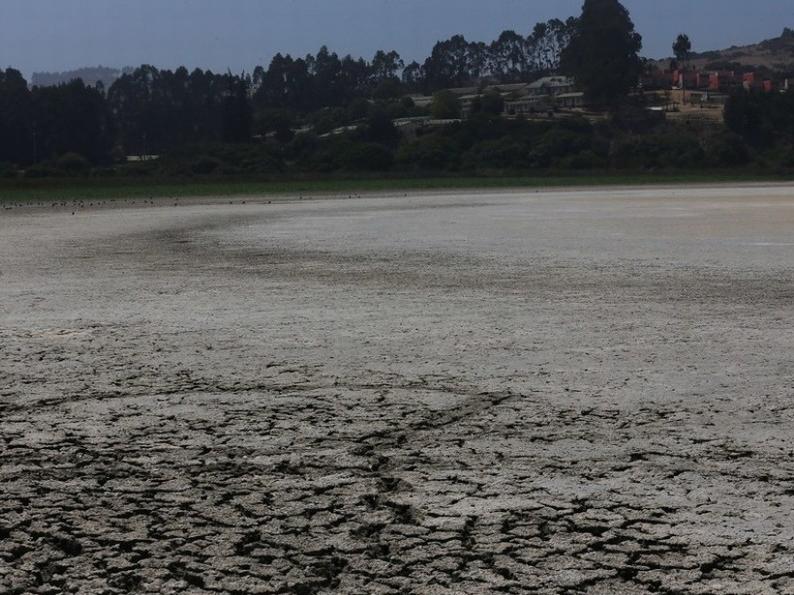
2,0 -> 792,76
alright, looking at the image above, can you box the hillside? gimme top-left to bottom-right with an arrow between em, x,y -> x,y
30,66 -> 132,89
655,28 -> 794,72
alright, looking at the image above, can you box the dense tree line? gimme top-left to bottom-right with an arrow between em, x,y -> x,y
0,0 -> 791,177
420,19 -> 577,90
0,17 -> 581,168
0,69 -> 113,167
107,66 -> 252,155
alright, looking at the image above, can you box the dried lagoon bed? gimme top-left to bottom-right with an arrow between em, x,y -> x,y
2,184 -> 794,593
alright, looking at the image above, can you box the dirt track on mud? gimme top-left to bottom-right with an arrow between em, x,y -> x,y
2,185 -> 794,594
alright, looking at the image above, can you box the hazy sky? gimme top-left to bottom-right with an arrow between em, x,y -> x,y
2,0 -> 793,76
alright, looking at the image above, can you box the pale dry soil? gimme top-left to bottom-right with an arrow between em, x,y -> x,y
2,185 -> 794,594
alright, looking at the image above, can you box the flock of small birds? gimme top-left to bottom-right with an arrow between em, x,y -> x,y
2,197 -> 176,214
1,191 -> 410,213
2,197 -> 273,213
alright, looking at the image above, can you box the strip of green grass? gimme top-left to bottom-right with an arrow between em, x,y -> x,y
1,171 -> 791,203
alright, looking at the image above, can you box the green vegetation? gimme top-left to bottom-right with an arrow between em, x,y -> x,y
0,1 -> 792,189
2,103 -> 791,194
3,107 -> 778,181
725,90 -> 794,162
430,91 -> 462,119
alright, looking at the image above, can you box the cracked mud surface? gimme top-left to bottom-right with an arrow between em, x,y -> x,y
2,185 -> 794,594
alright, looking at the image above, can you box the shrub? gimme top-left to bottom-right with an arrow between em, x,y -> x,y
611,105 -> 665,134
23,164 -> 57,178
347,98 -> 371,121
431,91 -> 462,119
339,142 -> 394,171
372,79 -> 403,101
57,152 -> 90,174
191,156 -> 222,175
529,128 -> 592,168
397,135 -> 458,171
0,162 -> 18,178
725,90 -> 794,149
469,91 -> 505,117
254,109 -> 296,143
703,130 -> 750,167
462,137 -> 530,170
310,108 -> 347,135
287,133 -> 320,161
558,150 -> 607,170
363,110 -> 400,146
609,131 -> 705,169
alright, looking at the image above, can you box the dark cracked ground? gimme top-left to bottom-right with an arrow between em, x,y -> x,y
2,185 -> 794,594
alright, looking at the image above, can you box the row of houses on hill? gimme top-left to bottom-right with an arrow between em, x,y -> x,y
642,67 -> 790,94
408,76 -> 586,117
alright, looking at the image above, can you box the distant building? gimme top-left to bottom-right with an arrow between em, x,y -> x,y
126,155 -> 160,162
503,76 -> 583,114
708,72 -> 729,91
671,69 -> 699,89
642,64 -> 788,97
409,75 -> 584,119
556,92 -> 586,109
526,76 -> 577,97
504,95 -> 553,116
393,116 -> 432,139
743,72 -> 760,90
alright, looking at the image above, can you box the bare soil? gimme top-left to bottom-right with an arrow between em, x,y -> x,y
2,185 -> 794,594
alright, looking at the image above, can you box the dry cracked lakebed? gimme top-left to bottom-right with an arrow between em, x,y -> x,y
2,185 -> 794,594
